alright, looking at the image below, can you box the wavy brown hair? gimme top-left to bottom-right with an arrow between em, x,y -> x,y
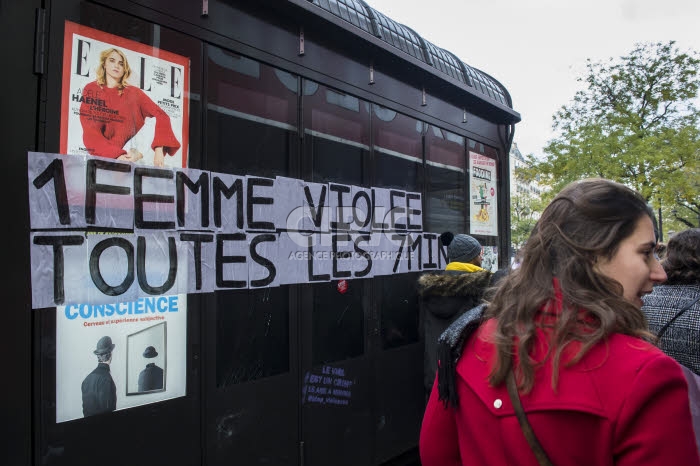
663,228 -> 700,285
485,178 -> 656,392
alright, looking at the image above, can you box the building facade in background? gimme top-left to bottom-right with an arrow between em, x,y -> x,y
509,142 -> 542,199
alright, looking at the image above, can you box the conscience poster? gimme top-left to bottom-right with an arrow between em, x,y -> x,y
55,297 -> 187,423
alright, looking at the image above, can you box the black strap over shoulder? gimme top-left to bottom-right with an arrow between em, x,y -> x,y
656,295 -> 700,340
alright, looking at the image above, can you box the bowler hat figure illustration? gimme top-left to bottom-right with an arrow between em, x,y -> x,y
143,346 -> 158,358
93,336 -> 116,355
138,345 -> 164,392
82,335 -> 117,417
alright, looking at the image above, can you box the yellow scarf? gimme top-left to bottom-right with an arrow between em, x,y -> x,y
445,262 -> 485,273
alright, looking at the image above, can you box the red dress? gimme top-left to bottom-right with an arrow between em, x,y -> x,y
420,314 -> 700,465
79,81 -> 181,159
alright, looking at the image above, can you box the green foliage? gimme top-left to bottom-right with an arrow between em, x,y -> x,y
510,167 -> 548,250
510,194 -> 539,250
525,41 -> 700,219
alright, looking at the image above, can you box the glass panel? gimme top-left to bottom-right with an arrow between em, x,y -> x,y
372,9 -> 426,62
372,105 -> 423,191
425,126 -> 465,233
380,274 -> 420,349
468,139 -> 499,160
207,47 -> 298,177
216,288 -> 290,386
304,81 -> 369,186
312,281 -> 364,365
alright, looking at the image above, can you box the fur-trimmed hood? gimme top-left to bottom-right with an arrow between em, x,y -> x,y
417,270 -> 493,299
419,269 -> 494,392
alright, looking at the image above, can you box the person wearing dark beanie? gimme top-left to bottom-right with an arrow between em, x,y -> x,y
416,231 -> 494,399
440,231 -> 484,268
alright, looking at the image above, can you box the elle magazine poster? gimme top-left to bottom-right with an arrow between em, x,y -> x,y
60,21 -> 189,168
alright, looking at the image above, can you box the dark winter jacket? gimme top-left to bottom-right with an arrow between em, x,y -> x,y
138,363 -> 164,391
417,269 -> 492,394
81,363 -> 117,417
642,284 -> 700,375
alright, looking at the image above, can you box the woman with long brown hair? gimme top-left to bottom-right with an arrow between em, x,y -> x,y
420,178 -> 700,465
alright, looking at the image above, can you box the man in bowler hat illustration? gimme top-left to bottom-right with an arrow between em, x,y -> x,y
138,346 -> 164,392
81,336 -> 117,417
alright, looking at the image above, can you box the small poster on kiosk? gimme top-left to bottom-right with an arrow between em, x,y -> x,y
53,21 -> 190,422
468,151 -> 498,237
55,297 -> 187,423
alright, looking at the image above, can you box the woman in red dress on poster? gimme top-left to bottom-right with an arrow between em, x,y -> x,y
79,47 -> 180,167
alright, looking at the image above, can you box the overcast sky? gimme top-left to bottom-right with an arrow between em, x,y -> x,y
365,0 -> 700,158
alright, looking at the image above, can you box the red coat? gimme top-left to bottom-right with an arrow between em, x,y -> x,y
79,82 -> 181,159
420,318 -> 700,465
